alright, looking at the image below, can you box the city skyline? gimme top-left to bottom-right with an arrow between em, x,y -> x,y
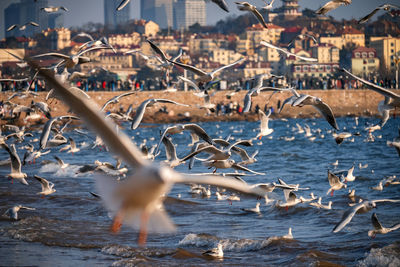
0,0 -> 394,39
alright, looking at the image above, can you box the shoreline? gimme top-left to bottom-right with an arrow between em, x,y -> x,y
1,89 -> 399,126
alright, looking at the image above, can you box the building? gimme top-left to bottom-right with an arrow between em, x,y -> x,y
0,48 -> 25,64
140,0 -> 173,29
173,0 -> 206,30
340,26 -> 365,48
291,63 -> 340,79
109,32 -> 141,48
245,23 -> 285,45
319,35 -> 343,49
279,0 -> 302,20
5,0 -> 49,38
311,43 -> 339,63
104,0 -> 130,29
48,13 -> 64,29
209,49 -> 243,66
43,28 -> 70,50
370,36 -> 400,71
189,34 -> 229,54
351,47 -> 380,76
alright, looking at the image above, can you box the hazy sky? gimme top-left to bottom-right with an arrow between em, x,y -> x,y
0,0 -> 394,38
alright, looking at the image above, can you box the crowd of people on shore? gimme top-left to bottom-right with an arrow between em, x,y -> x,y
0,74 -> 397,93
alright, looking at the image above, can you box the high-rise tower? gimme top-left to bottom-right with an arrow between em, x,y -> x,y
141,0 -> 173,29
104,0 -> 131,29
173,0 -> 206,30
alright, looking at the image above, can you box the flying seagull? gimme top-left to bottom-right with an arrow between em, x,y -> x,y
368,213 -> 400,238
316,0 -> 352,15
235,2 -> 269,29
260,41 -> 317,62
41,6 -> 69,13
117,0 -> 130,11
358,4 -> 399,23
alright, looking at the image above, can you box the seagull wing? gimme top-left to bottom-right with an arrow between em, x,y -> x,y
358,7 -> 381,24
251,8 -> 269,29
341,69 -> 400,100
6,24 -> 18,31
167,59 -> 208,77
312,100 -> 339,130
210,58 -> 245,76
316,1 -> 342,15
147,39 -> 168,62
232,163 -> 265,175
328,170 -> 340,186
183,124 -> 214,145
178,76 -> 200,91
32,52 -> 69,60
2,144 -> 22,174
332,202 -> 364,233
371,213 -> 383,230
243,92 -> 253,113
211,0 -> 229,12
162,136 -> 178,162
131,99 -> 153,130
116,0 -> 130,11
171,48 -> 183,62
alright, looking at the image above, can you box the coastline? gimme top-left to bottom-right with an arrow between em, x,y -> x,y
1,89 -> 399,126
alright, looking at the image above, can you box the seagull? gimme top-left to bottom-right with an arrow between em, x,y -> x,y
261,0 -> 275,10
256,109 -> 274,139
368,213 -> 400,238
117,0 -> 130,11
1,143 -> 28,185
32,46 -> 108,69
210,0 -> 229,12
332,132 -> 352,145
332,199 -> 400,233
371,181 -> 384,191
101,91 -> 136,111
39,116 -> 79,150
202,243 -> 224,258
341,68 -> 400,127
358,4 -> 400,24
288,33 -> 318,47
241,202 -> 261,213
203,159 -> 265,175
155,123 -> 214,155
31,101 -> 51,119
34,175 -> 56,196
300,192 -> 317,203
316,0 -> 352,15
46,87 -> 90,102
161,136 -> 182,168
279,88 -> 339,130
282,228 -> 293,239
28,59 -> 271,246
276,190 -> 302,210
131,99 -> 189,130
387,127 -> 400,157
343,165 -> 355,183
3,205 -> 35,220
147,40 -> 183,82
167,57 -> 245,85
327,170 -> 347,196
7,21 -> 39,32
309,197 -> 332,210
235,2 -> 269,29
54,156 -> 69,169
260,41 -> 317,62
78,36 -> 116,54
40,6 -> 69,13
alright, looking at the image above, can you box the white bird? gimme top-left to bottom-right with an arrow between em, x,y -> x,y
358,4 -> 400,24
288,33 -> 318,48
235,2 -> 269,29
276,190 -> 302,210
368,213 -> 400,238
300,192 -> 317,203
310,197 -> 332,210
241,202 -> 261,213
261,0 -> 275,10
256,109 -> 274,139
282,227 -> 293,239
1,143 -> 28,185
316,0 -> 352,15
7,21 -> 39,32
333,132 -> 352,145
34,175 -> 56,196
3,205 -> 35,220
333,199 -> 400,233
41,6 -> 68,13
343,165 -> 355,183
279,88 -> 339,130
341,68 -> 400,127
371,181 -> 384,191
167,57 -> 245,84
260,40 -> 317,62
326,170 -> 347,196
131,99 -> 189,130
101,91 -> 136,112
203,243 -> 224,258
54,156 -> 69,169
28,59 -> 270,246
117,0 -> 130,11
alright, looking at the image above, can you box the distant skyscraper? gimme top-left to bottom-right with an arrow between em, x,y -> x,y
5,3 -> 21,38
5,0 -> 48,38
140,0 -> 173,29
48,13 -> 64,29
173,0 -> 206,30
104,0 -> 130,29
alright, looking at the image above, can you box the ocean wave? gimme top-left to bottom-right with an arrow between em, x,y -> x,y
357,243 -> 400,267
178,233 -> 293,252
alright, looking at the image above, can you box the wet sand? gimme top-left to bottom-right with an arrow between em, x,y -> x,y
1,89 -> 399,125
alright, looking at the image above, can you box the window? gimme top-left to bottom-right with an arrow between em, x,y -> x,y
362,52 -> 367,58
369,52 -> 374,58
303,66 -> 309,71
319,66 -> 325,72
326,65 -> 331,71
368,59 -> 375,63
355,52 -> 360,58
295,66 -> 301,72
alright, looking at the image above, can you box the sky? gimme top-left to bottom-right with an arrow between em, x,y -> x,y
0,0 -> 394,38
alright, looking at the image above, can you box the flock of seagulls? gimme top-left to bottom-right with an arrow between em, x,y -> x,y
1,0 -> 400,260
